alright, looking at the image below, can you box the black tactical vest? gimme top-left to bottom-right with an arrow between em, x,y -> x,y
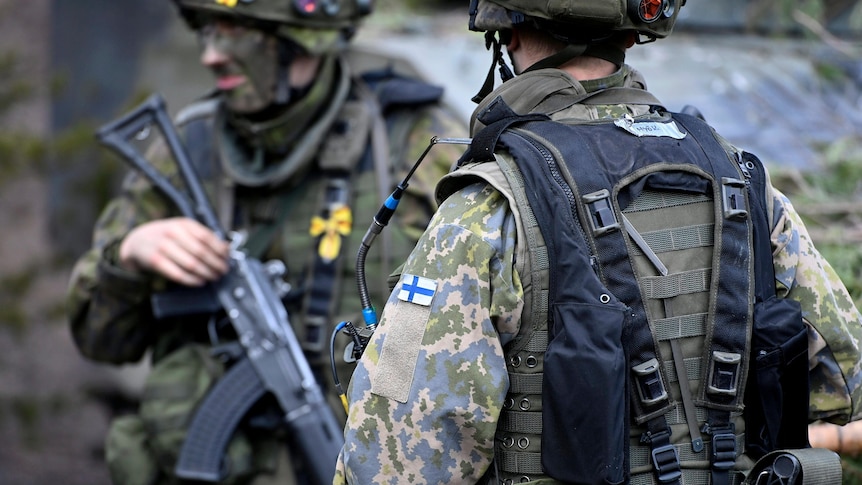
451,98 -> 809,485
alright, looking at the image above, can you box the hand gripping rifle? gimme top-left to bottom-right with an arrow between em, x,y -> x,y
96,93 -> 344,484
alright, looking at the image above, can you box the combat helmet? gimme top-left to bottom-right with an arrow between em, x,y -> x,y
171,0 -> 373,55
468,0 -> 686,101
470,0 -> 685,43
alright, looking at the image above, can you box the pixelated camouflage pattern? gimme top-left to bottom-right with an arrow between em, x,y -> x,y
769,186 -> 862,424
337,182 -> 519,483
67,47 -> 467,484
336,66 -> 862,483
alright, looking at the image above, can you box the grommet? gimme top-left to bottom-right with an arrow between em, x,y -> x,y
517,437 -> 529,449
600,294 -> 611,304
519,398 -> 531,411
510,355 -> 522,367
520,477 -> 531,483
504,398 -> 515,409
502,436 -> 515,448
502,479 -> 513,485
525,355 -> 538,368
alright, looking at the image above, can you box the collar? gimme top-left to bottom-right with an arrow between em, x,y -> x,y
217,54 -> 352,187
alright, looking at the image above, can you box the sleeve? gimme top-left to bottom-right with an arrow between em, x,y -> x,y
335,182 -> 523,484
391,103 -> 467,242
769,185 -> 862,423
66,140 -> 177,364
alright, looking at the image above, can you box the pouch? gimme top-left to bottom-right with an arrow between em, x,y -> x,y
542,302 -> 627,484
745,295 -> 809,458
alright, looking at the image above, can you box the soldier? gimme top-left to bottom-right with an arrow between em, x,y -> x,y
66,0 -> 465,484
336,1 -> 862,484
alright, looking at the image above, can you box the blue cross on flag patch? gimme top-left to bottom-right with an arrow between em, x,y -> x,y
397,274 -> 437,306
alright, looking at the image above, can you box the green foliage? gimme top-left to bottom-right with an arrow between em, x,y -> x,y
0,268 -> 35,336
0,52 -> 32,115
0,49 -> 45,184
9,396 -> 41,448
0,393 -> 72,450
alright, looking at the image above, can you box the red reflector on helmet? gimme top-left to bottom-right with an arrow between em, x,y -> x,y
639,0 -> 663,22
294,0 -> 317,15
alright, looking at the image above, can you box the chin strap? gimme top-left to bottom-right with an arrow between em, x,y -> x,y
274,38 -> 301,105
471,31 -> 515,104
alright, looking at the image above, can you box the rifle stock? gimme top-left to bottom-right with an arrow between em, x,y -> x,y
96,93 -> 345,484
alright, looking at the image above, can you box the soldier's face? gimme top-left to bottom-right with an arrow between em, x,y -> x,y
199,19 -> 280,114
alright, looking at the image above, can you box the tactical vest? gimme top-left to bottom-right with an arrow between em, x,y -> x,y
169,68 -> 444,359
440,98 -> 811,485
119,66 -> 448,484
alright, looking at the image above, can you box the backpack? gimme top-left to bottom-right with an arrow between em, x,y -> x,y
443,97 -> 833,484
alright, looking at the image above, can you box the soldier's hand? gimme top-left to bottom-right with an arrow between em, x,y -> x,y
118,217 -> 230,286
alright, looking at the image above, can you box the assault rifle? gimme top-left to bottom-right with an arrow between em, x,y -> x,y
96,93 -> 344,485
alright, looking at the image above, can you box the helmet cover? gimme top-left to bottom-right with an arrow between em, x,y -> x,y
172,0 -> 373,53
470,0 -> 684,41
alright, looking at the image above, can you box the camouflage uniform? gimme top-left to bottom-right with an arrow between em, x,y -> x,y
335,66 -> 862,483
67,44 -> 465,484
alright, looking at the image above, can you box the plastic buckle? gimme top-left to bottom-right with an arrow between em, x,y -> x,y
707,351 -> 741,396
650,442 -> 682,484
583,189 -> 620,236
711,430 -> 737,471
633,358 -> 668,406
721,177 -> 748,219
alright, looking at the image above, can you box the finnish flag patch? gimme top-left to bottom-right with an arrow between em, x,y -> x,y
397,274 -> 437,306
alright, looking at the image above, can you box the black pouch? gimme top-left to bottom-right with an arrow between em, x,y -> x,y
542,302 -> 627,485
744,295 -> 810,459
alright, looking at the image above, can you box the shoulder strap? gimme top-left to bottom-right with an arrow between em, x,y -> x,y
459,96 -> 550,164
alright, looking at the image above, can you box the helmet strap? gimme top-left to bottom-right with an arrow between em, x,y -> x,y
471,31 -> 515,104
274,38 -> 301,105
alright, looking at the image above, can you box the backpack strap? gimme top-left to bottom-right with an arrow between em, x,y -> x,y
459,96 -> 550,165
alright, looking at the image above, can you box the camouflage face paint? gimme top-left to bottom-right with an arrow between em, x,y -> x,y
199,20 -> 280,114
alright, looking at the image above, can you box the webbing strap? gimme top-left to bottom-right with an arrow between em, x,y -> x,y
458,96 -> 550,164
672,114 -> 754,410
498,451 -> 544,475
627,224 -> 715,255
653,314 -> 708,341
631,468 -> 744,485
664,357 -> 701,384
304,175 -> 351,355
641,269 -> 712,300
499,410 -> 543,434
630,432 -> 745,469
508,373 -> 543,394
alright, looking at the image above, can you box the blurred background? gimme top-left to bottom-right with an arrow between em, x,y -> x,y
0,0 -> 860,483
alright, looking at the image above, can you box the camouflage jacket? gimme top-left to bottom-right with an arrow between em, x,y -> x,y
66,49 -> 465,436
336,66 -> 862,484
